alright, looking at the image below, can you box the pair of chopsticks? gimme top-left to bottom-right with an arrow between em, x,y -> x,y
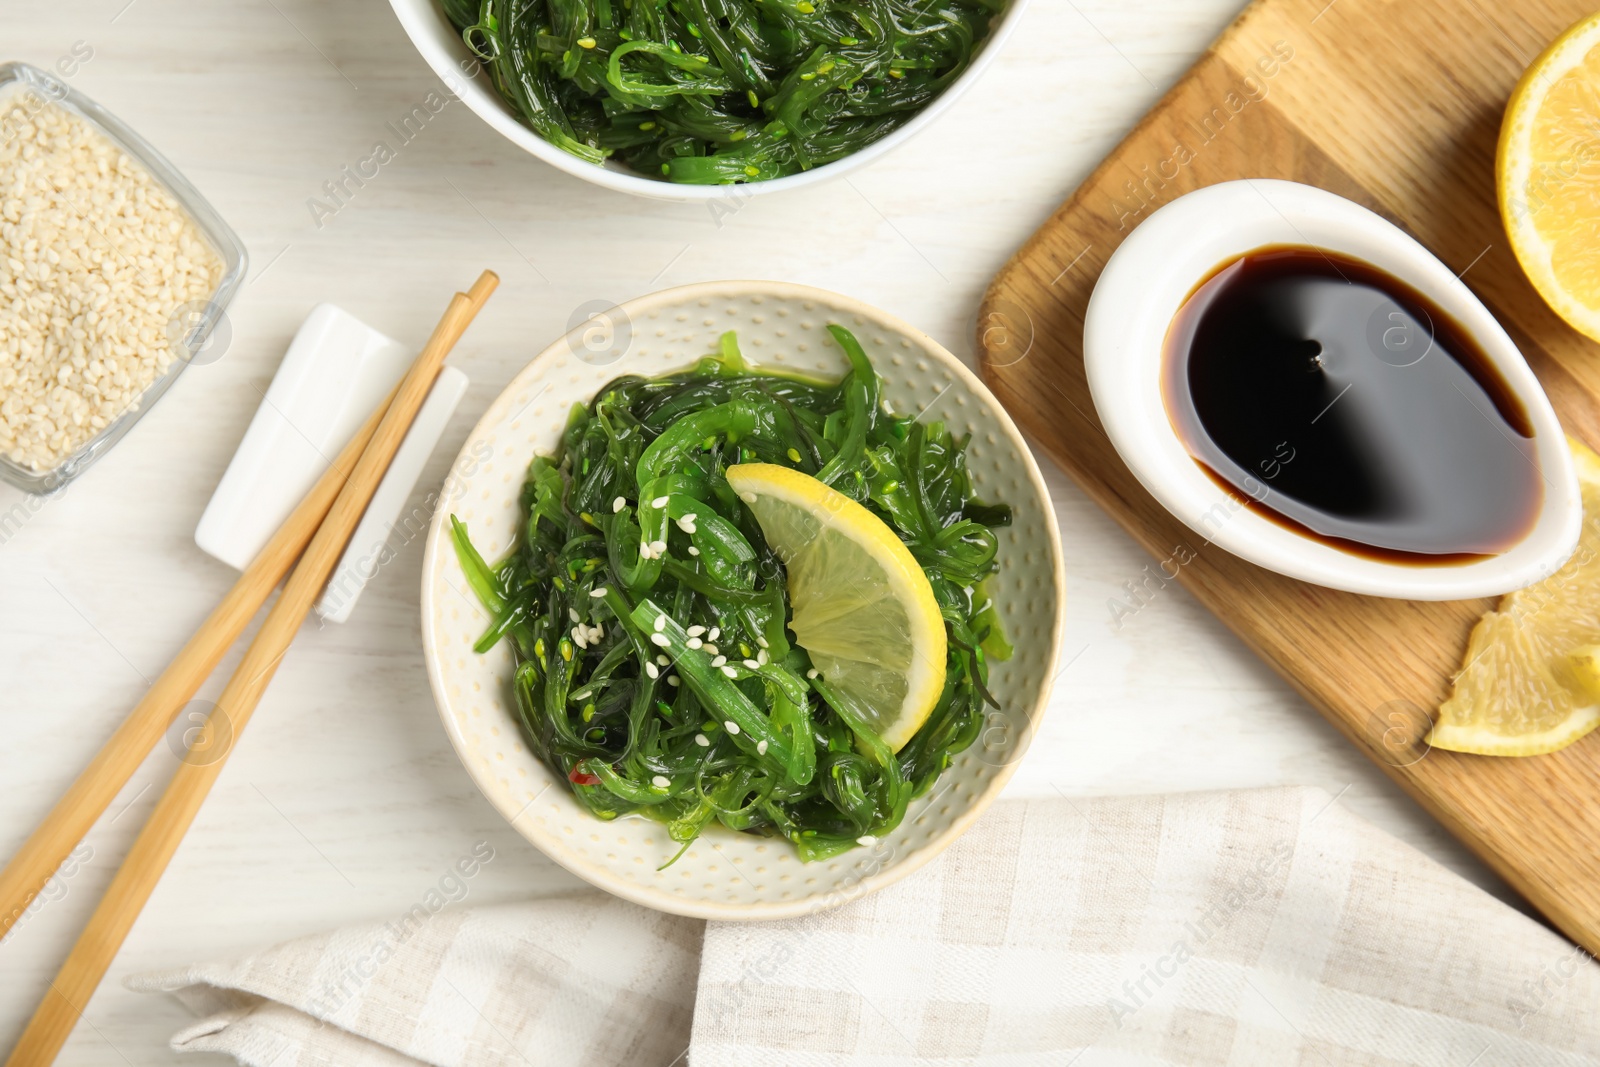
2,270 -> 499,1067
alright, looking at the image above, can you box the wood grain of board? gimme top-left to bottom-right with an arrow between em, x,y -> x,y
978,0 -> 1600,951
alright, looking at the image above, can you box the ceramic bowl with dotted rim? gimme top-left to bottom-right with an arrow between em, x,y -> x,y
420,281 -> 1065,920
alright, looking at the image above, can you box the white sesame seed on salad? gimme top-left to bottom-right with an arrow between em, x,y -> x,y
589,586 -> 608,598
756,740 -> 768,755
686,625 -> 706,637
650,632 -> 671,647
667,675 -> 680,687
756,649 -> 769,665
651,539 -> 668,554
569,608 -> 580,622
708,627 -> 720,641
856,835 -> 876,847
724,720 -> 740,735
589,625 -> 604,642
756,636 -> 769,649
743,659 -> 760,670
806,668 -> 819,679
645,661 -> 659,679
612,496 -> 626,513
653,615 -> 666,632
683,512 -> 697,523
721,665 -> 738,678
695,733 -> 710,747
639,539 -> 653,558
571,626 -> 587,648
652,775 -> 671,788
687,546 -> 700,556
652,496 -> 669,507
657,654 -> 670,666
712,655 -> 727,667
703,643 -> 719,656
687,637 -> 702,649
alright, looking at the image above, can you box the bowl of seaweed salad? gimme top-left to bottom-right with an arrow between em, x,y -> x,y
390,0 -> 1030,198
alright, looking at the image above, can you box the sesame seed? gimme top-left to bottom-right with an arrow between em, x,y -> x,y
569,608 -> 580,622
571,627 -> 587,648
667,675 -> 680,686
708,627 -> 720,641
683,512 -> 697,523
687,637 -> 703,649
590,587 -> 608,598
704,644 -> 719,656
712,655 -> 727,667
857,835 -> 876,847
650,632 -> 671,647
695,733 -> 710,747
756,636 -> 769,649
756,649 -> 769,665
688,546 -> 700,556
652,775 -> 670,787
613,496 -> 626,513
743,659 -> 760,670
590,625 -> 604,642
652,540 -> 668,554
657,654 -> 670,666
724,720 -> 740,735
687,625 -> 706,637
806,668 -> 819,679
652,496 -> 669,507
721,665 -> 738,678
653,615 -> 666,632
639,540 -> 652,558
646,662 -> 659,679
757,740 -> 768,755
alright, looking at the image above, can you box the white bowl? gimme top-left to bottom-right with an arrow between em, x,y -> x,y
1083,179 -> 1579,601
420,281 -> 1066,919
387,0 -> 1029,201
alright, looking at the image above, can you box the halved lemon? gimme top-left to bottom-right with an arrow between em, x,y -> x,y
1498,11 -> 1600,342
726,462 -> 946,752
1429,438 -> 1600,756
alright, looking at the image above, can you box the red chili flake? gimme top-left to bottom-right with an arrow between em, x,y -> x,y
569,767 -> 601,786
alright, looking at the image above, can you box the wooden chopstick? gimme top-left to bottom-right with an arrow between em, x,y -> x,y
5,270 -> 498,1067
0,383 -> 399,943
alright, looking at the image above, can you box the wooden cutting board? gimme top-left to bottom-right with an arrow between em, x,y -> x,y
978,0 -> 1600,951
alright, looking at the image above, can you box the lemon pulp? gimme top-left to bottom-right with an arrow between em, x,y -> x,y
726,462 -> 946,752
1430,439 -> 1600,756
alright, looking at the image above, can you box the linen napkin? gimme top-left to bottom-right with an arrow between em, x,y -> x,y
130,787 -> 1600,1065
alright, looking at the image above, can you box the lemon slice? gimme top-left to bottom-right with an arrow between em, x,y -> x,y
1498,11 -> 1600,341
726,462 -> 946,752
1429,438 -> 1600,756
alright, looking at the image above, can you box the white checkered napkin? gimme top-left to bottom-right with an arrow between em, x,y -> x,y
690,788 -> 1600,1066
131,789 -> 1600,1067
128,894 -> 702,1067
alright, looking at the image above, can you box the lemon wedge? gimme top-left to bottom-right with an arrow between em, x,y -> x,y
1429,438 -> 1600,756
726,462 -> 946,752
1498,11 -> 1600,341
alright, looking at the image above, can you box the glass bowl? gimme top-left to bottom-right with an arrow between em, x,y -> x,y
0,62 -> 247,494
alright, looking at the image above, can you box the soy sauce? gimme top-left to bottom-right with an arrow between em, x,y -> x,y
1161,246 -> 1542,563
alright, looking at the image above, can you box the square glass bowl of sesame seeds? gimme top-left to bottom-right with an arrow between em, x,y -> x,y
0,62 -> 246,493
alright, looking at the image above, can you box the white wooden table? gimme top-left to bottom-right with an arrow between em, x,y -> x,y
0,1 -> 1513,1062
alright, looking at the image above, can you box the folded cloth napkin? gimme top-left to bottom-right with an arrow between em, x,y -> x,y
130,787 -> 1600,1066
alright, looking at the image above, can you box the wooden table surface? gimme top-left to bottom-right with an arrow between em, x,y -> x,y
0,1 -> 1520,1062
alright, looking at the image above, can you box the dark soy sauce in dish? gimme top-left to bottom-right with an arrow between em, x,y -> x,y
1161,245 -> 1542,564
